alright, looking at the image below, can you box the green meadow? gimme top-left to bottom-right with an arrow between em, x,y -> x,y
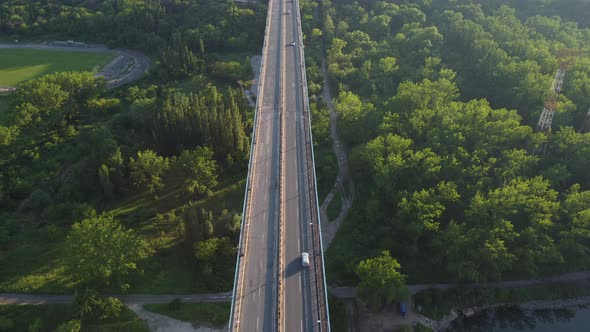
0,48 -> 114,86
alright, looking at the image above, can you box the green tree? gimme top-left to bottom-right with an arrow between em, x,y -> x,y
98,165 -> 114,200
559,185 -> 590,267
333,91 -> 376,145
73,289 -> 123,321
215,209 -> 241,238
0,316 -> 14,330
129,150 -> 170,193
0,125 -> 18,147
65,216 -> 149,291
355,251 -> 409,310
55,320 -> 82,332
376,56 -> 399,93
71,203 -> 97,223
175,147 -> 218,195
27,317 -> 42,332
194,236 -> 234,274
30,188 -> 51,217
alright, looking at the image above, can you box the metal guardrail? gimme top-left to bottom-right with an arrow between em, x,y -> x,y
294,0 -> 331,330
228,0 -> 275,329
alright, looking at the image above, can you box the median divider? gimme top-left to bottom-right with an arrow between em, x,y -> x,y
277,0 -> 287,329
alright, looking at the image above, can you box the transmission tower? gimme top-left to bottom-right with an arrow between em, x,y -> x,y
531,49 -> 581,155
536,69 -> 565,133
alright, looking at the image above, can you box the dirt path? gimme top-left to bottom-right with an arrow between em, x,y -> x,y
0,42 -> 150,88
332,271 -> 590,332
241,55 -> 262,107
0,292 -> 231,305
128,304 -> 225,332
0,293 -> 230,332
317,54 -> 354,250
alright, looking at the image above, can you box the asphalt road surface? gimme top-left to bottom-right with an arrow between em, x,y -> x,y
234,0 -> 321,330
235,0 -> 282,329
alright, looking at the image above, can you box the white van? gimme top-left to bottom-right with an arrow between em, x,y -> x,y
301,252 -> 309,267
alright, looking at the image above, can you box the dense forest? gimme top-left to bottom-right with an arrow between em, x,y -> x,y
0,0 -> 264,328
297,0 -> 590,286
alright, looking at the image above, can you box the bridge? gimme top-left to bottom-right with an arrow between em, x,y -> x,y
228,0 -> 331,331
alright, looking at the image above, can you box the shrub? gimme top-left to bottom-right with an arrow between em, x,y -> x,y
168,298 -> 182,311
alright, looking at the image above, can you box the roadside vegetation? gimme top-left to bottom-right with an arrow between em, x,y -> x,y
299,0 -> 590,310
327,295 -> 348,332
326,190 -> 341,221
0,303 -> 149,332
0,0 -> 265,316
143,300 -> 230,327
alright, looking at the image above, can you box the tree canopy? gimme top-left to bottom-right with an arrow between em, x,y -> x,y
307,0 -> 590,283
65,215 -> 149,291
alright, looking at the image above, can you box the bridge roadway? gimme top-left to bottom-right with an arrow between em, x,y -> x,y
230,0 -> 328,330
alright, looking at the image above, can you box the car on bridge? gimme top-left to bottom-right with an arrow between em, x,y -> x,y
301,252 -> 309,267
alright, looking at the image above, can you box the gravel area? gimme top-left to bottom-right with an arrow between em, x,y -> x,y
128,304 -> 226,332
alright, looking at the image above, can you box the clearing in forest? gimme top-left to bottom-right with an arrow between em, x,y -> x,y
0,48 -> 114,86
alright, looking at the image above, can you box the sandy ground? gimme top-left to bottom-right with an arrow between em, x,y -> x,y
355,300 -> 417,332
128,304 -> 227,332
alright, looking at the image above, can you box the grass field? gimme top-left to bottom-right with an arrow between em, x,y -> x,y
0,48 -> 114,86
0,304 -> 148,332
0,173 -> 246,294
0,95 -> 10,116
143,302 -> 230,327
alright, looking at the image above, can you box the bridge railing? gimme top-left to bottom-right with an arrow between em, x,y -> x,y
228,0 -> 274,330
294,0 -> 331,330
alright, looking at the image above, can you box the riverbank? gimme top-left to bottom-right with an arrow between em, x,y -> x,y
414,288 -> 590,331
329,277 -> 590,331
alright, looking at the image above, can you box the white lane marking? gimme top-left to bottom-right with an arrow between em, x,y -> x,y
299,280 -> 301,294
257,316 -> 260,331
301,319 -> 303,332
